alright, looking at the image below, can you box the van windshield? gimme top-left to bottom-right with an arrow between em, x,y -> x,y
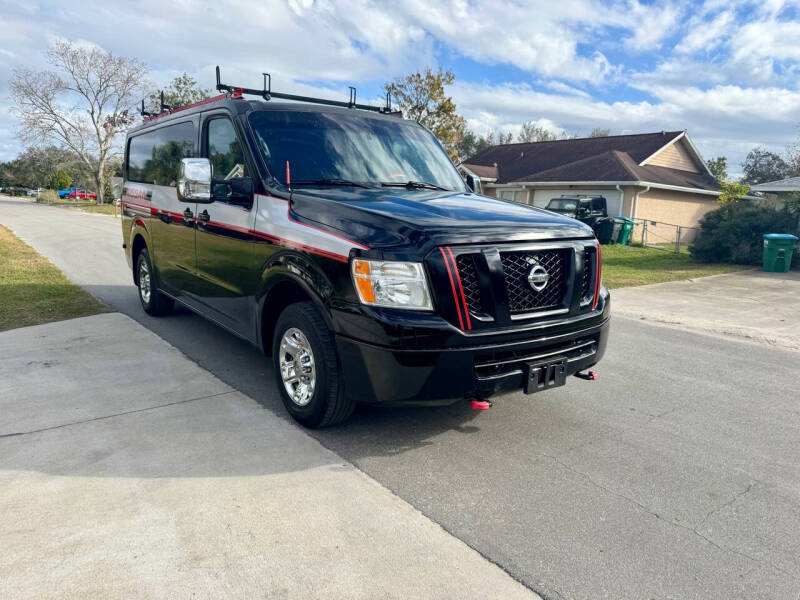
248,110 -> 465,191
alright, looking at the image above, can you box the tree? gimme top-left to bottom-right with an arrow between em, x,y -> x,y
741,147 -> 790,185
457,129 -> 514,162
1,146 -> 80,189
718,181 -> 749,204
50,169 -> 71,191
706,156 -> 728,183
517,121 -> 564,143
148,72 -> 210,112
588,128 -> 611,138
385,68 -> 466,162
10,40 -> 147,203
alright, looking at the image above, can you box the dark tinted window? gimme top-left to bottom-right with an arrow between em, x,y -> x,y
248,110 -> 464,191
207,118 -> 246,179
127,121 -> 195,186
547,198 -> 578,211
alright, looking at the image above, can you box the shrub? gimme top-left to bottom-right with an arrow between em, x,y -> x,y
50,170 -> 71,191
690,202 -> 798,264
39,189 -> 59,203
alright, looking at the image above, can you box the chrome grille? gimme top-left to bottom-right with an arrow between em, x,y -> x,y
500,249 -> 569,313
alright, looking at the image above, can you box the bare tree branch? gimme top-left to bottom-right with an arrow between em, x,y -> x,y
10,40 -> 147,203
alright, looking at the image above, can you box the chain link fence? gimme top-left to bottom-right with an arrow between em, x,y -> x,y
631,218 -> 700,253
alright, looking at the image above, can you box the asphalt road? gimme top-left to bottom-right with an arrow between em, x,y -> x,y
2,198 -> 799,600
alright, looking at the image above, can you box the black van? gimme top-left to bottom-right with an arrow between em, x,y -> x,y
121,75 -> 609,427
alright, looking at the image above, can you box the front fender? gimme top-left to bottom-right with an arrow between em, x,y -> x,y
255,250 -> 339,346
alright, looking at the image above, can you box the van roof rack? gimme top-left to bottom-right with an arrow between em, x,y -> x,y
215,66 -> 397,114
140,91 -> 173,117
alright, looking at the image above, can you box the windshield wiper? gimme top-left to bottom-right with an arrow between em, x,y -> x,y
292,178 -> 372,189
381,180 -> 448,191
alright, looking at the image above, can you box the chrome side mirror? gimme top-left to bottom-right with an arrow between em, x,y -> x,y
110,176 -> 123,200
465,174 -> 482,195
177,158 -> 211,202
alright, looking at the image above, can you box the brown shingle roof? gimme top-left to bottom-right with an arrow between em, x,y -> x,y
462,131 -> 720,192
463,163 -> 498,179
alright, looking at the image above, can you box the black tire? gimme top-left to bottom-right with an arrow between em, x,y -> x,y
272,301 -> 354,428
136,247 -> 174,316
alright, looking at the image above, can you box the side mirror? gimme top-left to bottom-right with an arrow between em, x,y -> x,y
212,176 -> 254,207
465,174 -> 483,194
177,158 -> 211,202
110,176 -> 123,200
465,174 -> 475,192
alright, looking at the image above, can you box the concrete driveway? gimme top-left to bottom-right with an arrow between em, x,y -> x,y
2,197 -> 800,599
0,313 -> 534,600
613,269 -> 800,352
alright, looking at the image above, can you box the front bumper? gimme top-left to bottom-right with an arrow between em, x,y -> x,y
336,314 -> 610,405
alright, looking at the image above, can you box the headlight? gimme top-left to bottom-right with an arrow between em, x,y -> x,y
351,259 -> 433,311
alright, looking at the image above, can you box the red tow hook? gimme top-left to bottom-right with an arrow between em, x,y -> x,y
470,399 -> 492,411
575,370 -> 598,381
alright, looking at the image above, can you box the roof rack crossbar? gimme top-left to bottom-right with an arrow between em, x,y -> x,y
159,91 -> 172,113
140,98 -> 155,118
215,65 -> 391,113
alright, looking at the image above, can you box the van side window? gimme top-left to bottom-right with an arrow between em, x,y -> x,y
207,118 -> 247,179
127,121 -> 195,186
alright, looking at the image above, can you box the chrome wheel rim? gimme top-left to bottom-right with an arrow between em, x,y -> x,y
279,328 -> 316,407
138,259 -> 151,305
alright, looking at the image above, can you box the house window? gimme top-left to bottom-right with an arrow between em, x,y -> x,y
499,189 -> 525,203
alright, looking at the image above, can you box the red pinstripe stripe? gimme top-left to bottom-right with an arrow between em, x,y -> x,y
255,194 -> 370,250
445,246 -> 471,330
439,247 -> 464,330
592,241 -> 602,310
205,220 -> 350,263
122,200 -> 156,216
123,197 -> 354,263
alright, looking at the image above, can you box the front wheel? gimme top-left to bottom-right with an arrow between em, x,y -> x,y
272,302 -> 354,428
136,248 -> 173,316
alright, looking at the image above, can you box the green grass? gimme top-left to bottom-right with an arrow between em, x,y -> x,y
602,244 -> 749,289
0,225 -> 109,331
73,203 -> 119,216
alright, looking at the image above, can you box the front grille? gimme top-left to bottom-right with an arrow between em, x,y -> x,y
500,249 -> 569,313
581,247 -> 594,300
455,254 -> 483,314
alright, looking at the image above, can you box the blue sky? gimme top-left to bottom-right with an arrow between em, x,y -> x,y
2,0 -> 800,176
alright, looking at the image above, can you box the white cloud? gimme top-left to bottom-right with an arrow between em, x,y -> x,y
544,81 -> 591,98
623,1 -> 683,52
450,80 -> 800,168
1,0 -> 800,174
674,10 -> 734,54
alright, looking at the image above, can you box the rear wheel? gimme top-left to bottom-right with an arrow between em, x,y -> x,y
272,301 -> 354,428
136,248 -> 173,316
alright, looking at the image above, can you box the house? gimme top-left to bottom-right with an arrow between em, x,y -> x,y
459,130 -> 721,242
750,176 -> 800,200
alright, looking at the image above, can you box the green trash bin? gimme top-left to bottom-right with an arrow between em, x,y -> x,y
615,217 -> 635,245
762,233 -> 798,272
610,220 -> 623,243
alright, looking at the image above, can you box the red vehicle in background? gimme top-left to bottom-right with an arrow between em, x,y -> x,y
70,188 -> 97,200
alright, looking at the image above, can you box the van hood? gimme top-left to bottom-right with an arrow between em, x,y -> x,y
289,187 -> 595,251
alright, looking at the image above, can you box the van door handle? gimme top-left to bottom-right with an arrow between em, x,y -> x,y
199,209 -> 210,223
